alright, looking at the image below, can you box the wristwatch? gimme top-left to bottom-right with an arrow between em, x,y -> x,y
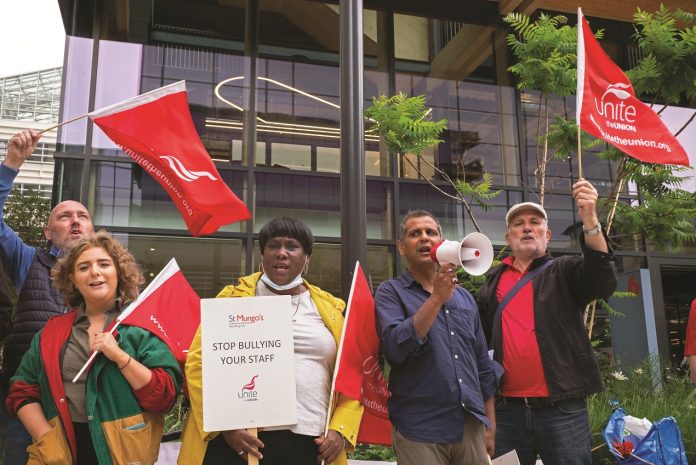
583,222 -> 602,236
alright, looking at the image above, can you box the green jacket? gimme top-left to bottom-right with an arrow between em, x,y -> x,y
178,272 -> 364,465
8,310 -> 182,465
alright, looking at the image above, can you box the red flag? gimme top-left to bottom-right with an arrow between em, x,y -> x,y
576,9 -> 690,166
332,262 -> 392,446
89,81 -> 251,236
685,299 -> 696,357
72,258 -> 200,383
119,258 -> 200,367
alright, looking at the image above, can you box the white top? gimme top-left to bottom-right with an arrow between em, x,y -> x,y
256,280 -> 336,436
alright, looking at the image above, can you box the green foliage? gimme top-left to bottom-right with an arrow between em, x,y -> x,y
351,444 -> 396,461
595,294 -> 634,318
4,187 -> 50,249
504,13 -> 596,97
609,164 -> 696,251
628,5 -> 696,105
365,93 -> 447,156
365,93 -> 501,230
546,116 -> 603,160
164,395 -> 186,433
588,359 -> 696,464
455,172 -> 502,211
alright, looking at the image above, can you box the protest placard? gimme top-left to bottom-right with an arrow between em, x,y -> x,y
201,296 -> 297,432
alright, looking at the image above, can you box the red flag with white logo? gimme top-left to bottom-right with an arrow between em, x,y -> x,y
119,258 -> 200,367
72,258 -> 200,382
331,262 -> 392,446
576,9 -> 689,166
89,81 -> 251,236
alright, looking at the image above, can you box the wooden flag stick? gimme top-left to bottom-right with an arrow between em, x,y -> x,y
38,112 -> 90,135
247,428 -> 259,465
577,124 -> 584,179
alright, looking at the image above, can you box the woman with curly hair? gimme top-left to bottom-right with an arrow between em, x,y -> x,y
6,231 -> 182,465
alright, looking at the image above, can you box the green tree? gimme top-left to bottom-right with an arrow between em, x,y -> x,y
1,187 -> 51,305
4,187 -> 51,249
365,92 -> 501,233
504,8 -> 696,336
628,6 -> 696,108
504,12 -> 597,205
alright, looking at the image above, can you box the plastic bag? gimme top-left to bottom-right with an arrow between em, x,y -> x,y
603,408 -> 688,465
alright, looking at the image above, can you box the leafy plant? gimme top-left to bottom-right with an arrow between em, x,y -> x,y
365,93 -> 447,156
504,13 -> 601,205
628,5 -> 696,108
351,443 -> 396,461
365,93 -> 501,232
4,187 -> 50,249
588,359 -> 696,464
0,187 -> 51,308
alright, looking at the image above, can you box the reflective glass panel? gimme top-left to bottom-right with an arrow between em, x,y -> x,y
88,161 -> 247,232
254,173 -> 391,240
113,233 -> 244,298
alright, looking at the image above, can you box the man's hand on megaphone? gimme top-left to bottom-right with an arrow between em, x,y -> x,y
432,262 -> 459,304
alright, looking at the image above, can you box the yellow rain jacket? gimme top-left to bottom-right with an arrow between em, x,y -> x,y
178,273 -> 363,465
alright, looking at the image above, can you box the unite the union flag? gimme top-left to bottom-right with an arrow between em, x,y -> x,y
576,8 -> 689,166
89,81 -> 251,236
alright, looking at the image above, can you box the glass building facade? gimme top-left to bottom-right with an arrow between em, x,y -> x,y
53,0 -> 695,364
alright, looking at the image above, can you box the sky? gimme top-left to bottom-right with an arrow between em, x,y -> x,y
0,0 -> 65,77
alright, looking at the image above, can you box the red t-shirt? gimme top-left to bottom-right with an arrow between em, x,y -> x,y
497,256 -> 549,397
685,299 -> 696,357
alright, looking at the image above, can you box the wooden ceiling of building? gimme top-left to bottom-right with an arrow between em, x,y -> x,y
531,0 -> 695,22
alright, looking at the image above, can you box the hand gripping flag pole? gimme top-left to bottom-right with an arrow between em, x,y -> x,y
71,258 -> 199,382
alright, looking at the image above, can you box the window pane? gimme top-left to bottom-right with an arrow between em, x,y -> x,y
88,161 -> 247,232
58,36 -> 94,154
270,142 -> 311,171
255,173 -> 391,239
254,173 -> 340,236
113,233 -> 244,298
53,158 -> 84,204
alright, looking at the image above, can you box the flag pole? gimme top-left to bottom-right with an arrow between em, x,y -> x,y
577,125 -> 583,179
70,258 -> 178,383
576,7 -> 584,180
70,319 -> 123,383
38,112 -> 90,135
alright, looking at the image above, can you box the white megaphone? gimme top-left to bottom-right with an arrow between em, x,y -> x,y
429,232 -> 494,276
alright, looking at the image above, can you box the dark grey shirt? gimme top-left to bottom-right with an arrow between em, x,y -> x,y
61,306 -> 119,422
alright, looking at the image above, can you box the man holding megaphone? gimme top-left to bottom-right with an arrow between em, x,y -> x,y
375,210 -> 497,465
476,179 -> 618,465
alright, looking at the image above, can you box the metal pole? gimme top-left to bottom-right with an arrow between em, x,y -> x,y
340,0 -> 367,299
243,0 -> 259,274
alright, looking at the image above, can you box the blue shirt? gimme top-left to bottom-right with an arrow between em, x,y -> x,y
0,164 -> 48,291
375,270 -> 497,443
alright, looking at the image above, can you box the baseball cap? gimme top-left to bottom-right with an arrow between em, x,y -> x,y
505,202 -> 547,226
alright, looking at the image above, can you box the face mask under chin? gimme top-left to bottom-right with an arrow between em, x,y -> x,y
260,272 -> 303,291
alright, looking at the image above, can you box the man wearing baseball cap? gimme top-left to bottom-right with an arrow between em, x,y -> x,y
476,179 -> 617,465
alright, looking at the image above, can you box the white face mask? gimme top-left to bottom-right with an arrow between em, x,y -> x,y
260,272 -> 303,291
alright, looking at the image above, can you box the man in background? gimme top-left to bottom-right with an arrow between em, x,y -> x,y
0,129 -> 95,465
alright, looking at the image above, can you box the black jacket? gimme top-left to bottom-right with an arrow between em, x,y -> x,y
1,249 -> 64,390
476,238 -> 617,401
